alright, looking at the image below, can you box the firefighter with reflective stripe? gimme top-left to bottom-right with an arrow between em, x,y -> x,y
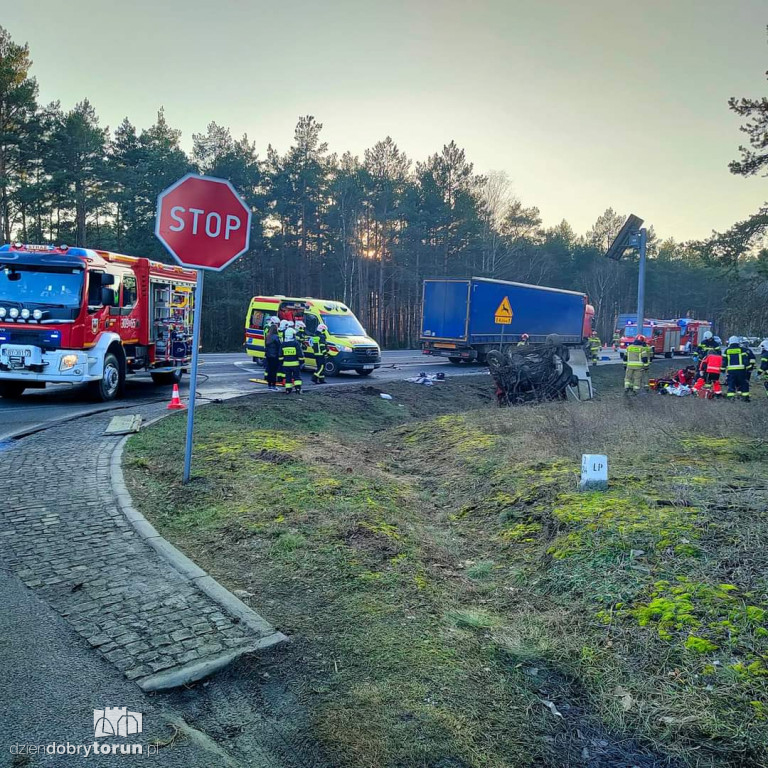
294,320 -> 308,352
699,349 -> 723,394
612,331 -> 621,351
696,330 -> 719,360
758,339 -> 768,398
588,332 -> 601,365
311,323 -> 329,384
276,319 -> 290,387
280,327 -> 302,394
517,333 -> 529,347
724,336 -> 754,401
624,334 -> 651,394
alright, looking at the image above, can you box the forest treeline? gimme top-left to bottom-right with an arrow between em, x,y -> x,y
1,26 -> 766,350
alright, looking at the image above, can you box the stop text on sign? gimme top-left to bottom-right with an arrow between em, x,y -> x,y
168,207 -> 242,240
155,173 -> 252,271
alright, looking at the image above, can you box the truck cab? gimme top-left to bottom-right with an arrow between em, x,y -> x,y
0,243 -> 196,400
245,295 -> 381,376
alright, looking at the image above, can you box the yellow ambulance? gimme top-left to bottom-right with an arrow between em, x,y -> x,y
244,296 -> 381,376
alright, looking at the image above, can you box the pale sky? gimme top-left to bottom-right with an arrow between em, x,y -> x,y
4,0 -> 767,241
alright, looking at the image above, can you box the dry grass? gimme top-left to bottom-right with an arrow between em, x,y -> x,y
125,369 -> 768,768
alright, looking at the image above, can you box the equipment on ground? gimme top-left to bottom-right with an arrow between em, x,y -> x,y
245,296 -> 380,377
0,243 -> 196,401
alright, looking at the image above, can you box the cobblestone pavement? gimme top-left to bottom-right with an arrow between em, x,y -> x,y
0,406 -> 281,689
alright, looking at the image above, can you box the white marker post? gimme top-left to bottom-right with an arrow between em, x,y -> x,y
580,454 -> 608,491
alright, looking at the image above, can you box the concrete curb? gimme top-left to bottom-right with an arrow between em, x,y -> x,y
109,434 -> 288,690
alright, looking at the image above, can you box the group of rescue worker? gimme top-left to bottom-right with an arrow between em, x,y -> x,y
624,330 -> 768,401
263,316 -> 329,394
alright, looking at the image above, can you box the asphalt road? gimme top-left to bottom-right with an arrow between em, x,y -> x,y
0,349 -> 472,440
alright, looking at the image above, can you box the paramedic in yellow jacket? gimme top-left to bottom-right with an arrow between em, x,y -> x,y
280,327 -> 302,394
624,334 -> 651,394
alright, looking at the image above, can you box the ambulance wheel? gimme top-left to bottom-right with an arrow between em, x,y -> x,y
0,382 -> 25,399
356,369 -> 373,376
151,370 -> 183,386
89,352 -> 122,402
324,358 -> 339,376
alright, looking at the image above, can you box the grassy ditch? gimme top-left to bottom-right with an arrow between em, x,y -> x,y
125,365 -> 768,768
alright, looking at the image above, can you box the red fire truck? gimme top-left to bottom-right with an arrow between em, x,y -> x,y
0,244 -> 197,400
677,319 -> 712,354
619,320 -> 681,359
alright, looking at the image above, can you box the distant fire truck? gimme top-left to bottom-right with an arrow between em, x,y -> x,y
677,319 -> 712,354
619,320 -> 680,360
0,244 -> 197,400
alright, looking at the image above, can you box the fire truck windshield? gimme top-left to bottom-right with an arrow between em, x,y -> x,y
0,265 -> 84,318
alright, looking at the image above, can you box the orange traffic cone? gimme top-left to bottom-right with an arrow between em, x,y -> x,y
167,383 -> 185,410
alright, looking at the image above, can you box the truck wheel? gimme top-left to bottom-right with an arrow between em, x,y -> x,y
664,351 -> 673,359
0,382 -> 26,399
448,357 -> 462,365
89,352 -> 122,402
151,370 -> 183,386
324,358 -> 339,377
356,369 -> 373,376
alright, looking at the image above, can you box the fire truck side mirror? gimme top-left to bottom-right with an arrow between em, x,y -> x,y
101,273 -> 116,286
101,287 -> 117,307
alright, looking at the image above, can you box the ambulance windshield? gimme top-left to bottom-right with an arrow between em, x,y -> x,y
0,265 -> 84,316
322,314 -> 366,337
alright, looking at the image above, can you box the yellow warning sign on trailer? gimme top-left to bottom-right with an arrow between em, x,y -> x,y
494,296 -> 513,325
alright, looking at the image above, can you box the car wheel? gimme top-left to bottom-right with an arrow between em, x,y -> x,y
89,352 -> 123,402
356,369 -> 373,376
324,358 -> 339,376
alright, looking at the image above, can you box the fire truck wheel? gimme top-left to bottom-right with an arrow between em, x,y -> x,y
448,357 -> 462,364
0,382 -> 26,399
89,352 -> 122,402
665,351 -> 673,359
151,370 -> 183,386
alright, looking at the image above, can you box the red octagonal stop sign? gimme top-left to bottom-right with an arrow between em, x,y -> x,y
155,173 -> 252,271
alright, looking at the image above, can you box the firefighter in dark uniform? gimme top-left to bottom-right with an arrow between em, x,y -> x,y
311,323 -> 329,384
723,336 -> 755,401
294,320 -> 308,352
696,331 -> 719,360
280,327 -> 302,394
758,339 -> 768,398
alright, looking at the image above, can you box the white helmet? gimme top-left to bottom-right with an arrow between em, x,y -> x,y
761,339 -> 768,352
317,323 -> 328,332
295,320 -> 305,330
279,319 -> 289,331
703,331 -> 713,340
286,320 -> 294,328
268,316 -> 279,326
728,335 -> 740,345
284,327 -> 295,341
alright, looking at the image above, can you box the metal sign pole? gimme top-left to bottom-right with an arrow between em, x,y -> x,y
183,270 -> 205,484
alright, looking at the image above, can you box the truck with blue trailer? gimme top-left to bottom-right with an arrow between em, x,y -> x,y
420,277 -> 595,400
